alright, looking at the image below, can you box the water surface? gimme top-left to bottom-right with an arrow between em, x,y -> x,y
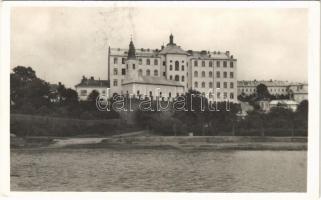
11,149 -> 306,192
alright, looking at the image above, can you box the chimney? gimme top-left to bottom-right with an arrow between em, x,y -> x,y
161,45 -> 164,50
226,51 -> 230,57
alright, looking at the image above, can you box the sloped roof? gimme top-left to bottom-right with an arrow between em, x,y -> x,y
189,51 -> 231,59
75,79 -> 110,88
122,75 -> 184,87
159,44 -> 189,55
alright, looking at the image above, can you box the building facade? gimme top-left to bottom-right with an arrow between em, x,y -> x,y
75,76 -> 110,101
108,34 -> 238,102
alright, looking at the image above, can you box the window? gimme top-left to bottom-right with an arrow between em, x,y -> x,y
230,82 -> 234,89
163,72 -> 166,76
113,68 -> 118,75
209,71 -> 213,77
122,58 -> 125,64
216,61 -> 220,67
139,59 -> 142,65
181,76 -> 185,82
138,69 -> 143,76
80,90 -> 87,96
170,75 -> 173,80
230,72 -> 234,78
170,65 -> 173,71
175,75 -> 179,81
194,71 -> 198,77
230,92 -> 234,99
113,57 -> 118,64
132,64 -> 135,70
147,59 -> 150,65
182,65 -> 185,71
154,70 -> 158,76
224,92 -> 227,99
137,90 -> 140,95
209,82 -> 213,88
209,61 -> 213,67
224,82 -> 227,88
230,61 -> 234,68
202,61 -> 205,67
216,71 -> 220,78
149,91 -> 152,97
194,82 -> 198,88
223,61 -> 227,67
202,82 -> 205,88
194,60 -> 198,67
146,69 -> 151,76
175,61 -> 179,71
121,68 -> 126,75
154,59 -> 158,65
217,92 -> 221,99
223,72 -> 227,78
169,92 -> 171,97
202,71 -> 205,77
113,79 -> 118,86
216,82 -> 221,88
163,61 -> 166,66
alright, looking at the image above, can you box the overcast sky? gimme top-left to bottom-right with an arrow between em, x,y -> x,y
11,7 -> 308,88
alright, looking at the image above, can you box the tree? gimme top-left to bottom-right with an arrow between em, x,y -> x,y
11,66 -> 50,110
87,90 -> 100,102
256,84 -> 270,100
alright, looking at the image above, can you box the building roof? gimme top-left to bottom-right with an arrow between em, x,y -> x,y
238,80 -> 293,87
188,50 -> 232,60
270,100 -> 298,105
159,44 -> 189,55
122,75 -> 184,87
75,77 -> 110,88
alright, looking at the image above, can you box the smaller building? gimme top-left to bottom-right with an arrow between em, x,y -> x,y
75,76 -> 110,101
269,100 -> 299,112
288,83 -> 308,103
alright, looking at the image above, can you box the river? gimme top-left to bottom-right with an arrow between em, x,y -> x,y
11,149 -> 306,192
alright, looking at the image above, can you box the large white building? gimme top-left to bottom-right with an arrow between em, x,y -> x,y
108,34 -> 238,102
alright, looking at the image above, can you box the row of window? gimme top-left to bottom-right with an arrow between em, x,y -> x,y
80,89 -> 106,96
194,71 -> 234,78
169,75 -> 185,82
194,81 -> 235,89
113,57 -> 160,66
169,61 -> 184,71
126,90 -> 234,100
240,88 -> 286,93
193,60 -> 234,68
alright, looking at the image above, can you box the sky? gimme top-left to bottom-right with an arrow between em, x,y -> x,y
11,6 -> 308,88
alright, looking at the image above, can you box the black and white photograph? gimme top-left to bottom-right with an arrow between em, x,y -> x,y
0,1 -> 320,199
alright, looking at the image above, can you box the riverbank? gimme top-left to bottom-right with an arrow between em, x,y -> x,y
11,135 -> 307,151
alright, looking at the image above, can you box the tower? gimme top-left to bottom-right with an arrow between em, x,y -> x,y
125,38 -> 139,80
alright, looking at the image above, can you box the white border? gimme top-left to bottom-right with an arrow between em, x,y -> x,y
0,1 -> 320,200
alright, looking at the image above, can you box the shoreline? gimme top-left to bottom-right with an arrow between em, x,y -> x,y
11,136 -> 307,151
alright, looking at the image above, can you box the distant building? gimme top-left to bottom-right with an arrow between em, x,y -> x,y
269,100 -> 299,112
288,83 -> 308,103
237,80 -> 289,96
108,34 -> 238,102
237,80 -> 308,103
75,76 -> 110,101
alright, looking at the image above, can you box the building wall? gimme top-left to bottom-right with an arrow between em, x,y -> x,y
76,86 -> 109,101
190,58 -> 237,102
122,83 -> 184,99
